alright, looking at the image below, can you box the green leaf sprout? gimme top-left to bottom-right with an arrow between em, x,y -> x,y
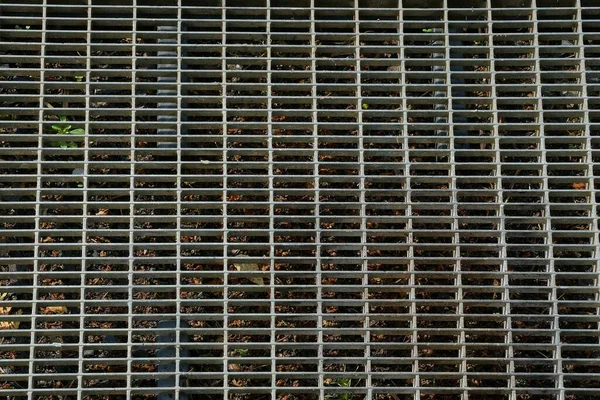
50,116 -> 84,148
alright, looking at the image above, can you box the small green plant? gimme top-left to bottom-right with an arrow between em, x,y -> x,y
74,75 -> 84,82
336,378 -> 352,400
422,28 -> 434,33
229,348 -> 250,357
325,377 -> 353,400
50,116 -> 84,148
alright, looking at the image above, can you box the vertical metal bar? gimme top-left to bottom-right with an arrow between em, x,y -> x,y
309,1 -> 324,397
29,0 -> 47,396
129,0 -> 138,394
221,1 -> 229,397
576,3 -> 600,393
407,2 -> 419,393
489,1 -> 512,398
397,2 -> 414,396
153,4 -> 187,395
580,1 -> 600,371
532,1 -> 560,398
265,2 -> 277,399
78,2 -> 92,397
354,2 -> 371,398
175,2 -> 185,397
534,2 -> 562,398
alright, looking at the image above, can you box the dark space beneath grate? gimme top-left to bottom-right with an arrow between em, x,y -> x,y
1,0 -> 600,399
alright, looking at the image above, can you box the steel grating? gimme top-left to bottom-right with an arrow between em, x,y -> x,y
1,0 -> 600,399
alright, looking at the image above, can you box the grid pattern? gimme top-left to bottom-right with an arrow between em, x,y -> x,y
1,0 -> 600,399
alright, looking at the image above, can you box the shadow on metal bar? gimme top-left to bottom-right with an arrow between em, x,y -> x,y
156,320 -> 190,400
449,27 -> 468,150
434,27 -> 468,151
157,24 -> 189,152
157,24 -> 179,151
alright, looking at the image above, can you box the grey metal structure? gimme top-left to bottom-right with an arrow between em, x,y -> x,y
0,0 -> 599,399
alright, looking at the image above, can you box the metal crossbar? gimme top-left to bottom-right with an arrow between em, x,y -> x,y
1,0 -> 600,399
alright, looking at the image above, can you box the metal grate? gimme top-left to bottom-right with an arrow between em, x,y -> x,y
1,0 -> 600,399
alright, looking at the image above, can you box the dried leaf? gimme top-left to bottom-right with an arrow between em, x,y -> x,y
192,277 -> 202,285
232,262 -> 264,285
231,378 -> 246,387
0,293 -> 9,315
0,322 -> 14,330
42,306 -> 67,314
572,182 -> 586,190
0,309 -> 22,330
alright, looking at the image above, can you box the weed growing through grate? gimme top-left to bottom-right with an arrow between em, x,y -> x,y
49,116 -> 84,148
324,377 -> 354,400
